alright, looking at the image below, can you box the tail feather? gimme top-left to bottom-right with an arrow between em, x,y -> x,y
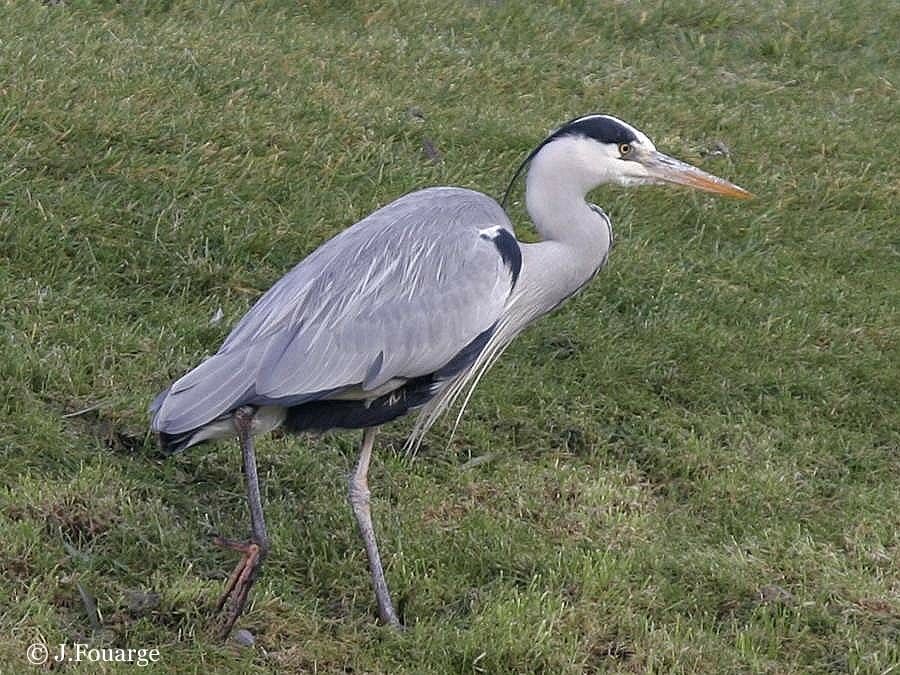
150,384 -> 209,454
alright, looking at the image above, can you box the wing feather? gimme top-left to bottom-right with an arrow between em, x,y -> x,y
151,187 -> 518,435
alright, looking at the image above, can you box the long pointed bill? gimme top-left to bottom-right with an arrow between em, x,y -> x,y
642,151 -> 753,199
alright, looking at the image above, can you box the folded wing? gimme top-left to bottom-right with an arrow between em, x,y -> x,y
151,187 -> 519,436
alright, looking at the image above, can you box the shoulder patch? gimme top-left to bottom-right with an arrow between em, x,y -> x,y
481,227 -> 522,287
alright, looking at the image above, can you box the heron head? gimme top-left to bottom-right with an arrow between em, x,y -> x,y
503,114 -> 752,206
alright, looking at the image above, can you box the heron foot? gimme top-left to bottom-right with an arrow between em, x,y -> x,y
213,535 -> 267,640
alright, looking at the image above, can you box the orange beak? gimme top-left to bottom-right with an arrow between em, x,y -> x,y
641,150 -> 754,199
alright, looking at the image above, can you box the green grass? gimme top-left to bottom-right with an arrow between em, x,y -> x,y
2,1 -> 898,672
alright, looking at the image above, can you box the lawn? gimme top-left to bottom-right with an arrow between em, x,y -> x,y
1,1 -> 898,673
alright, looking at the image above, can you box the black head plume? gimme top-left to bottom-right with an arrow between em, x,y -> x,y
501,114 -> 639,209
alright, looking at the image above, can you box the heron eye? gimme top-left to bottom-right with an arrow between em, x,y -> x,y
618,143 -> 632,156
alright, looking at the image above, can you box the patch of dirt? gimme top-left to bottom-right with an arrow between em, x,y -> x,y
6,494 -> 116,543
756,584 -> 795,606
584,637 -> 638,673
0,552 -> 34,581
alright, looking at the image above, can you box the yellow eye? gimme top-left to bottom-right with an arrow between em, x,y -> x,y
619,143 -> 632,156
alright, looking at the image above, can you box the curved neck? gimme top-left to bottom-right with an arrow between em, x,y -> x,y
507,143 -> 613,325
524,139 -> 607,247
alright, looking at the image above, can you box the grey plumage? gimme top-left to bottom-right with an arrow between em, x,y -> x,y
150,187 -> 520,448
149,114 -> 751,635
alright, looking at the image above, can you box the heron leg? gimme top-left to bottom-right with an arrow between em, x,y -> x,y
214,406 -> 269,639
348,427 -> 402,628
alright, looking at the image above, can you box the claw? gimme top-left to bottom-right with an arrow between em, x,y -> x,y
213,536 -> 266,639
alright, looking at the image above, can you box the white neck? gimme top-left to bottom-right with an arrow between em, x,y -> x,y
508,139 -> 613,323
525,138 -> 606,244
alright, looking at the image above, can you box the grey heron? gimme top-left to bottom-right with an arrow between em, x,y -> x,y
149,114 -> 751,637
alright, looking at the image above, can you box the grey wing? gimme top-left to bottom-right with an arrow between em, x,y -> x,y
151,187 -> 519,435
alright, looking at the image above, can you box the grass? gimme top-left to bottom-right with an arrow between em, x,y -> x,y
1,0 -> 898,672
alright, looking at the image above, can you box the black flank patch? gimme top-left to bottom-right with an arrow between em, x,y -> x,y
434,324 -> 495,380
285,323 -> 497,433
283,382 -> 434,432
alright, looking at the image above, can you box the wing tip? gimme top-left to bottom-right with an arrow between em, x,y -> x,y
157,430 -> 199,455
